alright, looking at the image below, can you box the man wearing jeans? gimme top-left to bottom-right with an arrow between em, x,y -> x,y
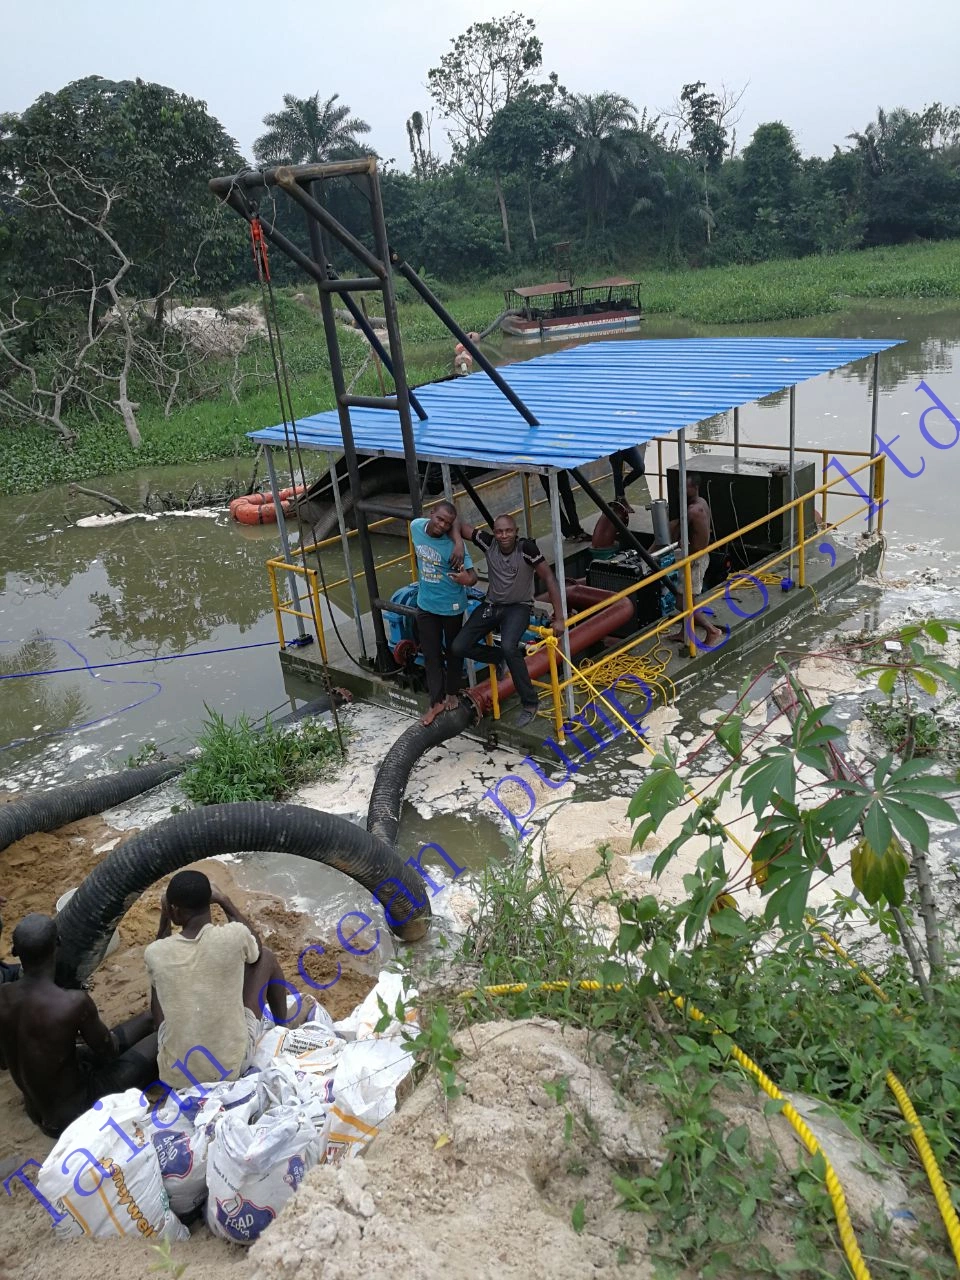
410,501 -> 478,726
451,512 -> 566,728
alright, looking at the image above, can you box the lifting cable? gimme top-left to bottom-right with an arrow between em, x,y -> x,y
247,206 -> 348,750
247,200 -> 377,682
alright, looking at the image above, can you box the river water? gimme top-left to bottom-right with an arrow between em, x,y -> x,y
2,300 -> 958,846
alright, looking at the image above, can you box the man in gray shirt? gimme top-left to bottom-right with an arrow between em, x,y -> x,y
451,513 -> 565,727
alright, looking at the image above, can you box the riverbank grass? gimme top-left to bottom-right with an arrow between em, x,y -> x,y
1,239 -> 958,494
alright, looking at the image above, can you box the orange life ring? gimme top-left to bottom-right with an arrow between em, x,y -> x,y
231,496 -> 296,524
230,485 -> 304,523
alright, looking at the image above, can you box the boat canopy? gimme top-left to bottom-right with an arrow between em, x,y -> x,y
248,337 -> 903,474
508,277 -> 639,301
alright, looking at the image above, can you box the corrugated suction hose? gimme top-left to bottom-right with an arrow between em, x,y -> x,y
367,702 -> 476,845
55,801 -> 432,986
0,759 -> 188,856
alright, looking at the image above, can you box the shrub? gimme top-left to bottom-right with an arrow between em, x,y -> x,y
180,708 -> 342,804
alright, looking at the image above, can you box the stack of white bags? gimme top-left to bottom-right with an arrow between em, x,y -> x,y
35,972 -> 416,1245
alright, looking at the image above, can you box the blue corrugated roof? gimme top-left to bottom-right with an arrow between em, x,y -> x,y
248,337 -> 903,471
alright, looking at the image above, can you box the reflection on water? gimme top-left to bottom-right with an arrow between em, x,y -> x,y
2,305 -> 959,783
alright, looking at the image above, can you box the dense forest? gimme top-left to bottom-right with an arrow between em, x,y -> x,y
1,11 -> 959,454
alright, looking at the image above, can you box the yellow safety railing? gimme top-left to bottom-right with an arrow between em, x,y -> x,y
266,559 -> 328,660
551,453 -> 883,691
264,446 -> 883,720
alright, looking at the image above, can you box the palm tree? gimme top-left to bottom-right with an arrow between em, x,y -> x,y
253,92 -> 371,166
565,92 -> 640,235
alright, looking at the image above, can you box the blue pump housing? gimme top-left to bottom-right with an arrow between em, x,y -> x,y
386,585 -> 541,666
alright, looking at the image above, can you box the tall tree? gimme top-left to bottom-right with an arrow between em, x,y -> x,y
565,92 -> 640,237
738,122 -> 802,255
676,81 -> 739,244
478,80 -> 569,244
0,76 -> 244,310
428,12 -> 543,252
253,92 -> 370,166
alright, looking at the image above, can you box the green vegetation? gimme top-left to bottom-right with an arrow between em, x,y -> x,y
394,621 -> 960,1276
180,707 -> 343,805
2,25 -> 960,495
2,239 -> 959,496
864,696 -> 943,757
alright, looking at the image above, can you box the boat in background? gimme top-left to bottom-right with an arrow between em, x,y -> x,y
501,276 -> 643,342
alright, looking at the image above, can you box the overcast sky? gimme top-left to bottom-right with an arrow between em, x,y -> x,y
4,0 -> 956,165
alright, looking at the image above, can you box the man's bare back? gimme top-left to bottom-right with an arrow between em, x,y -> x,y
0,978 -> 111,1133
0,915 -> 157,1137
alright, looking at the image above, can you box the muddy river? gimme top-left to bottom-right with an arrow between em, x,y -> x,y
2,300 -> 959,864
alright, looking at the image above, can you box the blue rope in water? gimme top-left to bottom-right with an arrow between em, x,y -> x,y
0,639 -> 277,681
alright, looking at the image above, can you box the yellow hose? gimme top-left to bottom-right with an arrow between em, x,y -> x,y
812,927 -> 960,1269
514,641 -> 958,1270
884,1071 -> 960,1269
458,978 -> 872,1280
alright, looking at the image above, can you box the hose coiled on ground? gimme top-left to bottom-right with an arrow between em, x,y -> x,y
0,759 -> 188,856
55,801 -> 432,986
366,702 -> 476,844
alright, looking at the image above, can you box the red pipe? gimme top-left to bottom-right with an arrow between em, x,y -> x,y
467,584 -> 635,716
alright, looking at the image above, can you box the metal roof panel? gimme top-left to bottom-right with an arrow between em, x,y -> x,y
248,336 -> 903,470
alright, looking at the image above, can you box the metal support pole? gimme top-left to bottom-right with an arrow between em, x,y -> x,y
733,407 -> 740,459
367,172 -> 422,519
391,257 -> 540,427
265,448 -> 306,640
454,466 -> 496,528
521,473 -> 534,538
223,191 -> 426,420
440,463 -> 453,502
788,385 -> 797,578
868,353 -> 881,534
677,429 -> 695,656
548,472 -> 576,722
302,193 -> 392,669
328,456 -> 367,660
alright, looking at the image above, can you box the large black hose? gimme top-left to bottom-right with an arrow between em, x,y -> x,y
367,703 -> 475,845
0,759 -> 187,857
55,801 -> 432,986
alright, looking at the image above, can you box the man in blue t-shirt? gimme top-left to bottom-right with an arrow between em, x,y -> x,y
411,501 -> 478,726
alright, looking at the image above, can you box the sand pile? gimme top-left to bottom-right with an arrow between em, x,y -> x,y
248,1018 -> 668,1280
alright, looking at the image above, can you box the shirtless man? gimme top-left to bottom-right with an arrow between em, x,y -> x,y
0,914 -> 157,1136
665,474 -> 723,647
145,871 -> 288,1092
590,498 -> 631,553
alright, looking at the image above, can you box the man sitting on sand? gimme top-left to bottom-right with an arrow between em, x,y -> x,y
144,871 -> 288,1091
0,914 -> 157,1136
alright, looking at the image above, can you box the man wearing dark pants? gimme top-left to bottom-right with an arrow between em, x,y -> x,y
410,501 -> 478,726
451,513 -> 566,728
610,444 -> 647,511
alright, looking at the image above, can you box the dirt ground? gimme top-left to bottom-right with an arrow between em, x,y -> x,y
0,807 -> 376,1280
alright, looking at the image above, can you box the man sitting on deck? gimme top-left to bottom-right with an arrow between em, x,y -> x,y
0,914 -> 157,1136
451,513 -> 566,728
144,872 -> 288,1091
661,473 -> 723,648
590,498 -> 632,557
410,500 -> 478,727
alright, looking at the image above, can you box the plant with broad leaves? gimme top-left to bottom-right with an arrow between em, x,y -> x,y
624,621 -> 960,1001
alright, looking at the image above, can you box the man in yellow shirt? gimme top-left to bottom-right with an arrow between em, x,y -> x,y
144,871 -> 288,1092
